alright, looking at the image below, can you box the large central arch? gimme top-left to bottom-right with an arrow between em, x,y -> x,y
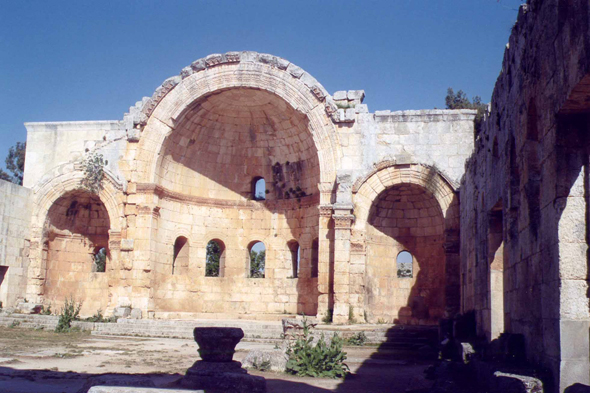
133,57 -> 341,190
124,54 -> 341,318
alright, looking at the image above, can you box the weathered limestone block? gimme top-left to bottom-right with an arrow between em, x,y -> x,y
492,372 -> 543,393
114,306 -> 131,318
193,327 -> 244,362
15,302 -> 42,314
182,327 -> 265,393
242,349 -> 288,372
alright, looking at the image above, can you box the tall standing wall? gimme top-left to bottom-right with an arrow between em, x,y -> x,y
0,179 -> 32,309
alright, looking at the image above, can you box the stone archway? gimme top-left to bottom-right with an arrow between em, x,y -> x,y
121,54 -> 339,318
353,163 -> 460,324
25,169 -> 124,313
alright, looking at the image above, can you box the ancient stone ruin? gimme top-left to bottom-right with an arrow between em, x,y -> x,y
2,1 -> 590,391
181,327 -> 265,392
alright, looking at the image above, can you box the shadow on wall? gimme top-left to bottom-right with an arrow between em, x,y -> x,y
365,181 -> 454,325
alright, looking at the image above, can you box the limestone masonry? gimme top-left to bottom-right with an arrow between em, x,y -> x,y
2,1 -> 590,391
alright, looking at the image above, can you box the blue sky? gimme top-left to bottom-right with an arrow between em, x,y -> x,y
0,1 -> 520,171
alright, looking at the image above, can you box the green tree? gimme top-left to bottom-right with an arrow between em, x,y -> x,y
0,142 -> 26,185
206,240 -> 222,277
445,88 -> 487,137
250,249 -> 265,278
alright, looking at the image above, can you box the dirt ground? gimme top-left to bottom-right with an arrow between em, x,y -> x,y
0,326 -> 439,393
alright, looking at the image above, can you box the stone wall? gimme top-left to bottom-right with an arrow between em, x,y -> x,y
460,1 -> 590,391
23,120 -> 127,189
0,180 -> 32,309
19,52 -> 472,326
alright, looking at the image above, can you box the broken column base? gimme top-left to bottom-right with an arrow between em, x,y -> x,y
181,360 -> 266,393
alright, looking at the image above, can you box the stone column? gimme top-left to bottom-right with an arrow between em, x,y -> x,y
443,230 -> 461,318
332,205 -> 354,324
316,204 -> 333,321
554,163 -> 590,390
349,229 -> 367,323
25,226 -> 45,304
105,230 -> 122,314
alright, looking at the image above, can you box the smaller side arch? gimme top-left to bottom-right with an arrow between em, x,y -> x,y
353,163 -> 458,232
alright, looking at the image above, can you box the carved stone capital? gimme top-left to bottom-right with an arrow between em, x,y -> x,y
333,214 -> 355,229
319,205 -> 333,217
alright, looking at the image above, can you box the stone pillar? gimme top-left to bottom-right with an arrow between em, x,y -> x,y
349,229 -> 367,323
105,230 -> 121,314
555,164 -> 590,390
443,230 -> 461,318
316,204 -> 333,321
332,206 -> 354,324
25,226 -> 46,304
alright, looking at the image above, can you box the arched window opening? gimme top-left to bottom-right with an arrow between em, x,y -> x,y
173,236 -> 189,275
206,239 -> 225,277
288,240 -> 300,278
397,251 -> 413,278
311,238 -> 319,278
248,241 -> 265,278
252,177 -> 266,201
92,246 -> 108,273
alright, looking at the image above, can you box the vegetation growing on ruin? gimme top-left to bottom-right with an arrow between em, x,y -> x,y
322,309 -> 333,324
286,317 -> 349,378
55,297 -> 82,333
347,331 -> 368,346
445,88 -> 487,137
81,152 -> 107,195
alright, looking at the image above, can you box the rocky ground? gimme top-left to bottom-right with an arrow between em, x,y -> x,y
0,326 -> 478,392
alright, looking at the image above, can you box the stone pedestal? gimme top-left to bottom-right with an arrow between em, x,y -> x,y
181,327 -> 266,393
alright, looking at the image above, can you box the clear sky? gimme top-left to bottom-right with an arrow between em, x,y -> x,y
0,0 -> 521,171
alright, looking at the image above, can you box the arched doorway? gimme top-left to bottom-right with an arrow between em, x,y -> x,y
365,183 -> 446,324
42,189 -> 112,315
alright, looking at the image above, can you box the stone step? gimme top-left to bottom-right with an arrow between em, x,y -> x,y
0,313 -> 438,348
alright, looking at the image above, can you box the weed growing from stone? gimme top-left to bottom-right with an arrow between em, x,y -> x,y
41,304 -> 52,315
286,317 -> 349,379
348,305 -> 357,324
322,309 -> 333,324
84,309 -> 117,323
55,297 -> 82,333
347,331 -> 367,346
81,152 -> 107,195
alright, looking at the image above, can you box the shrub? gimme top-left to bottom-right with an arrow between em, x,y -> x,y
41,304 -> 52,315
348,305 -> 357,324
81,153 -> 107,195
84,309 -> 117,323
347,332 -> 367,346
252,359 -> 271,372
286,317 -> 349,379
55,297 -> 82,333
322,309 -> 333,324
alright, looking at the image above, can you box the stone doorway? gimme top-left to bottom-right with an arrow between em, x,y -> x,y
365,183 -> 446,325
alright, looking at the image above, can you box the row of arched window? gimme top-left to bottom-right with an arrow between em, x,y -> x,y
172,237 -> 320,278
90,240 -> 411,279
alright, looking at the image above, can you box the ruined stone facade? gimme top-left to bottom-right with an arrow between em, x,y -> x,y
6,51 -> 474,329
2,0 -> 590,390
460,1 -> 590,391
